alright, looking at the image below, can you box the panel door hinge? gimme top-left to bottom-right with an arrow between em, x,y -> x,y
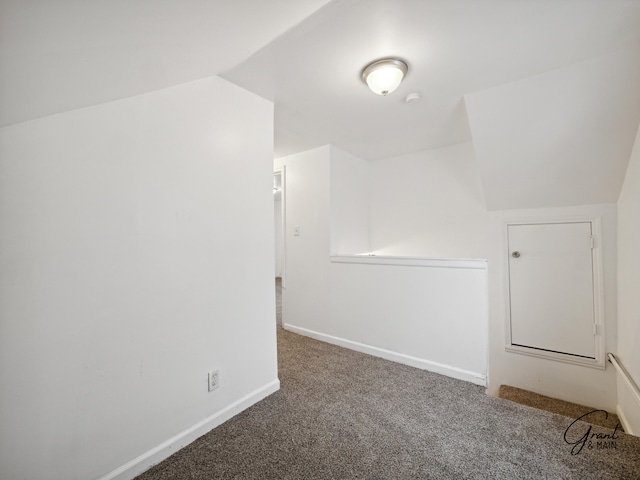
590,235 -> 595,249
593,323 -> 598,336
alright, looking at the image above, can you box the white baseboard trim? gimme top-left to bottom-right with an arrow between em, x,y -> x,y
98,379 -> 280,480
616,403 -> 635,437
284,324 -> 486,387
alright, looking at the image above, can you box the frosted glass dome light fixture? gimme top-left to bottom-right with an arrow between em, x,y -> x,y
361,58 -> 408,96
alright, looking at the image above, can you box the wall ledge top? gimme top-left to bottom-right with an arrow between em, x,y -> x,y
330,254 -> 488,270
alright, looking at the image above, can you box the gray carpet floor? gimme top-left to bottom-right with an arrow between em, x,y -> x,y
136,328 -> 640,479
498,384 -> 623,430
276,277 -> 282,326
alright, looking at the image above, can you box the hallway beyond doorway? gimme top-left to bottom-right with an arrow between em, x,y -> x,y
275,277 -> 282,326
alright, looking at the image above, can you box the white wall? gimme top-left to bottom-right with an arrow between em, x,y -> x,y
465,49 -> 640,211
617,123 -> 640,434
0,77 -> 279,480
274,146 -> 331,333
368,143 -> 619,411
330,146 -> 370,254
276,144 -> 487,385
277,141 -> 618,410
370,143 -> 490,259
321,257 -> 487,385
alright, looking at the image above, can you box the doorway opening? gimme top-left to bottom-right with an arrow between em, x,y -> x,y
274,168 -> 286,326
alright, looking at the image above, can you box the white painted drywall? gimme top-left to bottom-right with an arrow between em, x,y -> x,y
369,142 -> 490,259
274,146 -> 331,332
276,145 -> 488,384
225,1 -> 640,162
277,140 -> 618,410
330,146 -> 370,254
0,77 -> 278,480
326,257 -> 487,383
465,49 -> 640,211
617,123 -> 640,434
368,143 -> 619,411
0,0 -> 333,127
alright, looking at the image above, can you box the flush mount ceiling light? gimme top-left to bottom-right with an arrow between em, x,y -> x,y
361,58 -> 408,96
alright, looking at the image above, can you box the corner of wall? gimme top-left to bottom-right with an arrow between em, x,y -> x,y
615,121 -> 640,435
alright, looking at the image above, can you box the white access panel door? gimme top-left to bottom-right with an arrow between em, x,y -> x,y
508,222 -> 595,359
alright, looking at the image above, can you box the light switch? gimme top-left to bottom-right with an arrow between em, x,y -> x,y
294,225 -> 300,236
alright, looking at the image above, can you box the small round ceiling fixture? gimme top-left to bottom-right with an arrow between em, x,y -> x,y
405,92 -> 421,104
361,58 -> 408,96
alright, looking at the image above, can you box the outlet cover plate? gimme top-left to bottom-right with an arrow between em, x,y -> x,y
208,369 -> 220,392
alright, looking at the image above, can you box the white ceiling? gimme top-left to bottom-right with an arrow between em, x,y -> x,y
466,48 -> 640,210
0,0 -> 332,127
3,0 -> 640,209
223,0 -> 640,160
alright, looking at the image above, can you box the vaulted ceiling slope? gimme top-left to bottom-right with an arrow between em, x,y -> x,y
3,1 -> 640,210
223,0 -> 640,209
0,0 -> 333,127
223,0 -> 640,161
466,48 -> 640,210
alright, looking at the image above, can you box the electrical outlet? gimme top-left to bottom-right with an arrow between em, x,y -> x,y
208,369 -> 220,392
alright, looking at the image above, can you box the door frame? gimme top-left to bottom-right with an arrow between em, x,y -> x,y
503,215 -> 606,369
